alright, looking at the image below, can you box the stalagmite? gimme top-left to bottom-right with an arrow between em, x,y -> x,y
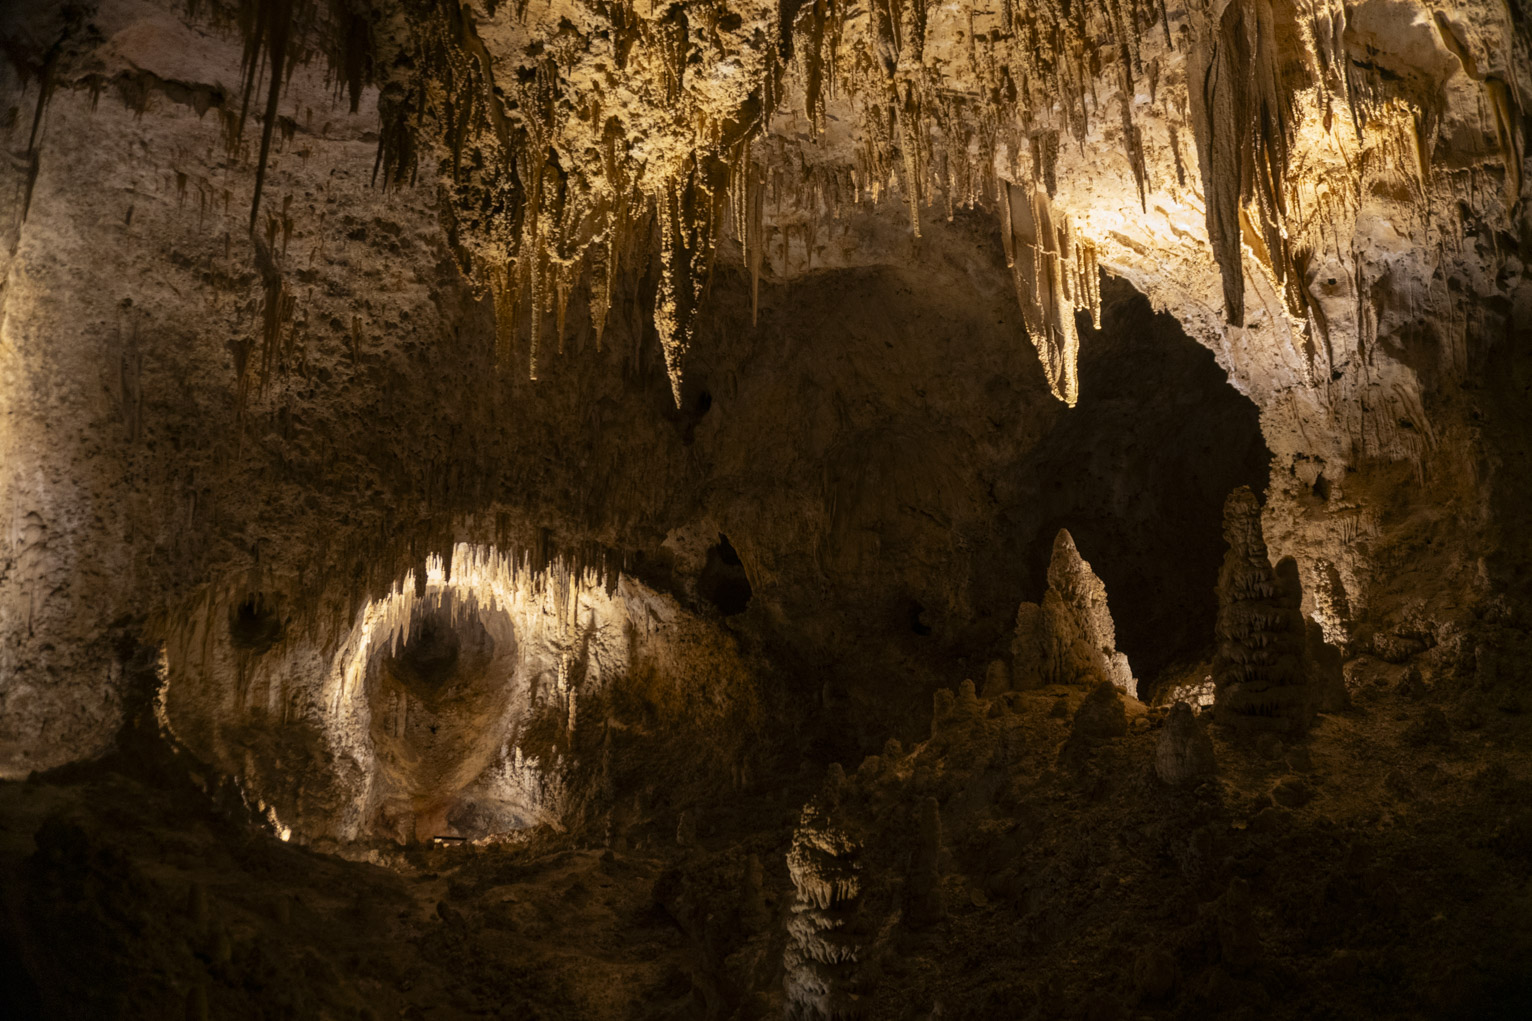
1155,701 -> 1216,785
1212,488 -> 1312,735
981,659 -> 1011,698
784,790 -> 866,1020
1021,529 -> 1136,693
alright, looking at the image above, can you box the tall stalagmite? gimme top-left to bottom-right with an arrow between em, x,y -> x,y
1212,487 -> 1312,733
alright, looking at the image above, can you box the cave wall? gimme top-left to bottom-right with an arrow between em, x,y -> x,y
1,0 -> 1528,790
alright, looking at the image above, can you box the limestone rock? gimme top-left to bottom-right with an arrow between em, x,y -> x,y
1010,603 -> 1046,691
784,795 -> 866,1020
1212,491 -> 1313,735
903,797 -> 945,929
1059,681 -> 1128,770
955,679 -> 981,717
1013,530 -> 1135,695
981,659 -> 1011,699
1155,702 -> 1217,786
1041,531 -> 1135,694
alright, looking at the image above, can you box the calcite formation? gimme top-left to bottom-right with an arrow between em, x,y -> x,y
2,0 -> 1529,782
1154,699 -> 1217,785
1,0 -> 1532,1017
1212,487 -> 1313,733
784,776 -> 867,1020
1013,529 -> 1135,694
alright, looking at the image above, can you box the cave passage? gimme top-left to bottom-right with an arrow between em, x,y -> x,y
698,535 -> 753,616
1012,278 -> 1271,692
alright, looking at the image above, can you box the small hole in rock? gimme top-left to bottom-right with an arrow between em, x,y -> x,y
695,389 -> 712,415
698,535 -> 752,616
1312,474 -> 1330,501
909,600 -> 933,636
228,595 -> 283,653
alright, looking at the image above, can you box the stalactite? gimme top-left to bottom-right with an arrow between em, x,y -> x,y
1187,0 -> 1305,327
1001,181 -> 1099,406
236,0 -> 298,230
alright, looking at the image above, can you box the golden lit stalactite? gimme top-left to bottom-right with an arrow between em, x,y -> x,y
1002,180 -> 1100,407
656,157 -> 729,407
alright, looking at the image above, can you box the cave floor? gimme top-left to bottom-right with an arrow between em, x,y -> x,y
4,663 -> 1532,1020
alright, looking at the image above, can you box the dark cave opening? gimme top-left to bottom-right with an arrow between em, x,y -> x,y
698,535 -> 753,616
383,597 -> 498,693
227,594 -> 283,653
1014,278 -> 1271,696
395,616 -> 461,687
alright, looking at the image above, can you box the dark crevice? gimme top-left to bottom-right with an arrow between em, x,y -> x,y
698,535 -> 752,616
228,594 -> 283,653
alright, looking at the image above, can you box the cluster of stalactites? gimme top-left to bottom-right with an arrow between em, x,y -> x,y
203,0 -> 1180,408
355,0 -> 789,409
463,0 -> 1157,407
357,543 -> 612,681
999,181 -> 1101,406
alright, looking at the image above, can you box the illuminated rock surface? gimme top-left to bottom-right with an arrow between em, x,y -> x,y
1,0 -> 1531,1017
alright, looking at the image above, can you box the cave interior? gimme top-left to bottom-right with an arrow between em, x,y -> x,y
2,0 -> 1532,1018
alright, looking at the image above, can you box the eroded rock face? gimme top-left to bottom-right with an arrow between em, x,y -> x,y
0,0 -> 1527,821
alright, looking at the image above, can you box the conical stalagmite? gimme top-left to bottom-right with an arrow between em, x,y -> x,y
1014,530 -> 1135,694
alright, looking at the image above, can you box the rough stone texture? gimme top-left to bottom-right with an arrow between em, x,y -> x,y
1213,488 -> 1314,734
1014,529 -> 1136,695
1,0 -> 1531,1015
1155,700 -> 1217,786
784,778 -> 867,1021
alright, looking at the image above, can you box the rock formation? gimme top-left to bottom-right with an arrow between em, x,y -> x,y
1212,488 -> 1313,734
1014,529 -> 1135,694
1155,701 -> 1217,786
902,796 -> 945,929
784,780 -> 867,1021
1,0 -> 1530,1017
1058,680 -> 1130,770
980,659 -> 1011,699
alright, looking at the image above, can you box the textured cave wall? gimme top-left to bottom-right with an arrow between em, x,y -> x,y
1,0 -> 1529,785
